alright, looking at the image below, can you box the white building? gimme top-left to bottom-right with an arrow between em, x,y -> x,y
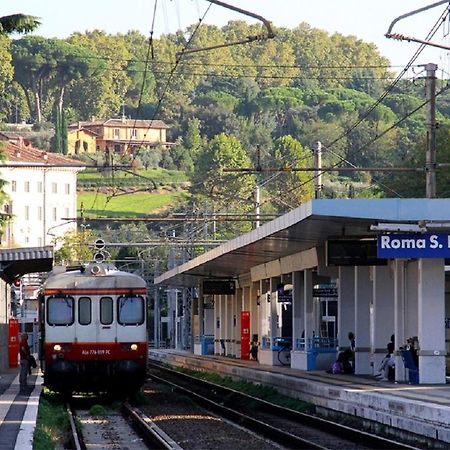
0,141 -> 85,247
0,140 -> 84,368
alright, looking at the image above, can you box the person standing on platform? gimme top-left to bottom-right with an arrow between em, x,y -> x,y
19,332 -> 31,393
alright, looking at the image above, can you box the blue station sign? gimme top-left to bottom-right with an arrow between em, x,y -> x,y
377,233 -> 450,258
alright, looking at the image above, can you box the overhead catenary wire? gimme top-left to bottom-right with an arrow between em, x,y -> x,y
254,81 -> 450,208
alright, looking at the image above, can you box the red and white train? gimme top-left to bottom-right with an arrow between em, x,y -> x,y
38,262 -> 148,394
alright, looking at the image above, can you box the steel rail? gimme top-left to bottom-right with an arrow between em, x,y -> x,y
66,403 -> 85,450
147,371 -> 327,450
122,402 -> 184,450
148,363 -> 419,450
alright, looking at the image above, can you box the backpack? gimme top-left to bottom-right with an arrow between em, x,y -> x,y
331,361 -> 343,374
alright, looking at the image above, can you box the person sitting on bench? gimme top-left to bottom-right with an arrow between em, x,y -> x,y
375,342 -> 395,381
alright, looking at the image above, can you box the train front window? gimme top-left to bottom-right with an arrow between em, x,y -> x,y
78,297 -> 91,325
118,295 -> 144,325
47,296 -> 74,326
100,297 -> 113,325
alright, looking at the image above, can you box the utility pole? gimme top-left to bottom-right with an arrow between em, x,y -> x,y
314,141 -> 322,199
425,63 -> 437,198
254,185 -> 261,228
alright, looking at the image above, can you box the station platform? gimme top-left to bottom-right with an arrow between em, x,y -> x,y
0,364 -> 42,450
150,348 -> 450,447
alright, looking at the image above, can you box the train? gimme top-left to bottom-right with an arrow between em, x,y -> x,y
38,261 -> 148,394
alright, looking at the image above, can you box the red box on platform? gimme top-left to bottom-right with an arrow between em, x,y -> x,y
8,319 -> 19,368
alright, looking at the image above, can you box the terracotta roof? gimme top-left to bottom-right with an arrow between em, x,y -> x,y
70,118 -> 170,129
67,127 -> 98,136
0,142 -> 85,168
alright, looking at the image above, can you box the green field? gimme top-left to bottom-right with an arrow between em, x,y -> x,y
78,190 -> 188,218
78,168 -> 188,188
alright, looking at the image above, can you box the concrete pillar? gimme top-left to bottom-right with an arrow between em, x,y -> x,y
372,265 -> 394,373
303,269 -> 314,341
225,295 -> 232,356
405,260 -> 419,341
292,271 -> 303,349
354,266 -> 372,374
199,293 -> 204,338
269,277 -> 280,345
338,266 -> 355,349
251,281 -> 260,341
218,295 -> 225,355
235,288 -> 243,358
418,258 -> 446,384
393,260 -> 407,382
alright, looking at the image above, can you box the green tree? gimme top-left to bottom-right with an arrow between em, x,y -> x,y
53,229 -> 94,265
0,14 -> 40,35
11,36 -> 103,123
68,31 -> 131,119
268,135 -> 313,209
191,133 -> 255,236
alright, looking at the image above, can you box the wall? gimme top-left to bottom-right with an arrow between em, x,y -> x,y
1,167 -> 78,247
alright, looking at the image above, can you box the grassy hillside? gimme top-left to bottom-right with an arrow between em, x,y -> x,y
78,168 -> 188,189
78,189 -> 188,218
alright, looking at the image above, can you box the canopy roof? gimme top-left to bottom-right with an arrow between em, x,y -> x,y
155,199 -> 450,287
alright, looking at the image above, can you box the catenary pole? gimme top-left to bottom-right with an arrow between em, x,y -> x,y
425,63 -> 437,198
314,141 -> 322,199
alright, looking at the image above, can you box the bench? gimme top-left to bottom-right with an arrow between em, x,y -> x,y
400,349 -> 419,384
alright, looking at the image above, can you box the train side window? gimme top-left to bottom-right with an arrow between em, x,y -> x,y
47,296 -> 74,326
118,295 -> 144,325
78,297 -> 91,325
100,297 -> 113,325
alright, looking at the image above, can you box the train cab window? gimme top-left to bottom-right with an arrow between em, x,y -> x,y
47,296 -> 74,326
118,295 -> 144,325
78,297 -> 91,325
100,297 -> 113,325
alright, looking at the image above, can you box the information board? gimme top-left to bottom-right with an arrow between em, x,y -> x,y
203,279 -> 236,295
327,239 -> 386,266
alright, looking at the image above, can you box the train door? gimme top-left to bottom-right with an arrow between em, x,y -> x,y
96,295 -> 117,343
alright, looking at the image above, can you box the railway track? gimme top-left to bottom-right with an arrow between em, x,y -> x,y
67,399 -> 179,449
147,362 -> 420,450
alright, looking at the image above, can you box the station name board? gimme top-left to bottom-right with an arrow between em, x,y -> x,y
377,233 -> 450,258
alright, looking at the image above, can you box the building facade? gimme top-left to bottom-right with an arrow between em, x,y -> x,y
68,117 -> 170,155
0,141 -> 85,248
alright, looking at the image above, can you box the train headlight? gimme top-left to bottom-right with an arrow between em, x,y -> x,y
130,344 -> 138,351
53,344 -> 62,352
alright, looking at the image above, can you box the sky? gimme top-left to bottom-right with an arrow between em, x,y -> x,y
4,0 -> 450,73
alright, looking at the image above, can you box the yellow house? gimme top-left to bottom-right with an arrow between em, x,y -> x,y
67,127 -> 97,156
68,117 -> 170,155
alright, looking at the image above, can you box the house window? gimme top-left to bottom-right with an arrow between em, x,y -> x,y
37,181 -> 43,193
24,181 -> 30,192
11,181 -> 16,192
114,128 -> 120,139
52,183 -> 57,194
25,206 -> 29,220
52,207 -> 57,221
131,128 -> 137,139
114,144 -> 121,153
37,206 -> 42,221
65,184 -> 70,195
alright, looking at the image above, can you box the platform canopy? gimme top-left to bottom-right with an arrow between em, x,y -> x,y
0,246 -> 53,283
154,199 -> 450,288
